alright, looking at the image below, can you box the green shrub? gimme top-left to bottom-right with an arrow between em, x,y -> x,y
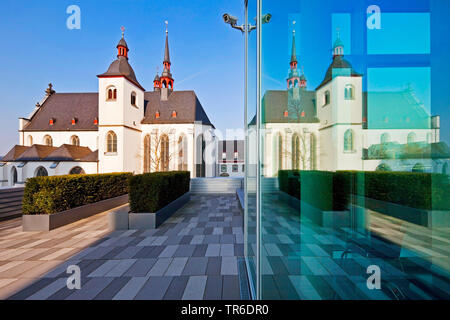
22,173 -> 131,215
128,171 -> 190,213
279,170 -> 450,211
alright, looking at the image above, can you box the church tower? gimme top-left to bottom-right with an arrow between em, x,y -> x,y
287,26 -> 306,90
97,27 -> 145,174
160,22 -> 174,101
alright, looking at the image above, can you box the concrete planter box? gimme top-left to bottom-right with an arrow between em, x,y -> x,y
22,194 -> 129,231
110,192 -> 190,230
278,191 -> 350,228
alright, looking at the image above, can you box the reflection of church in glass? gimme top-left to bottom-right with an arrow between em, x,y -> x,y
258,30 -> 449,176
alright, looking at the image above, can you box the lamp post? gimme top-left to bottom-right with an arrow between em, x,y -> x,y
223,3 -> 271,299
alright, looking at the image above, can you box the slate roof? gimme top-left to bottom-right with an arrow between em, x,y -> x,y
22,93 -> 99,131
142,91 -> 214,127
45,144 -> 94,161
316,55 -> 362,90
1,145 -> 29,162
2,144 -> 98,162
261,89 -> 319,123
98,56 -> 144,91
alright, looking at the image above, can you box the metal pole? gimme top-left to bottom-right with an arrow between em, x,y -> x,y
255,0 -> 262,300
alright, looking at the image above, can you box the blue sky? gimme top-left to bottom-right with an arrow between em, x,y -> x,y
0,0 -> 244,154
0,0 -> 449,155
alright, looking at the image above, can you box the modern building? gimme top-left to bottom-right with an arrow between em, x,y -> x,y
217,140 -> 245,177
0,28 -> 217,187
243,0 -> 450,300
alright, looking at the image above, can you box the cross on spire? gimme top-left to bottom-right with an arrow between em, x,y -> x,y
121,26 -> 125,38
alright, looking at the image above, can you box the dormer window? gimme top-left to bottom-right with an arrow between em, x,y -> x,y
284,110 -> 288,117
49,118 -> 55,126
107,87 -> 117,101
131,92 -> 137,106
155,111 -> 160,119
301,111 -> 305,117
172,111 -> 177,118
71,118 -> 78,125
94,117 -> 98,125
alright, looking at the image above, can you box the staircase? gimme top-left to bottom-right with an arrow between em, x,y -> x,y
0,187 -> 24,221
190,178 -> 243,194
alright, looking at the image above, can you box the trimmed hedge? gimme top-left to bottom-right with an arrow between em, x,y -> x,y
23,173 -> 131,215
128,171 -> 190,213
279,170 -> 450,211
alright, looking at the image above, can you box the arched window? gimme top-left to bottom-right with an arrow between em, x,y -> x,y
344,85 -> 354,100
380,133 -> 390,144
278,133 -> 283,171
160,134 -> 169,172
35,166 -> 48,177
376,163 -> 391,172
131,92 -> 137,106
143,134 -> 151,173
412,162 -> 424,173
407,132 -> 416,144
71,135 -> 80,146
11,166 -> 17,185
292,134 -> 300,170
324,91 -> 330,105
178,135 -> 188,171
310,133 -> 317,170
443,163 -> 449,175
344,129 -> 354,151
106,131 -> 117,153
69,166 -> 85,175
27,135 -> 33,146
107,87 -> 117,101
293,79 -> 299,88
43,135 -> 53,146
426,132 -> 433,144
162,80 -> 168,88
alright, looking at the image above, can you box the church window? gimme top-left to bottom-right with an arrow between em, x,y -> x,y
71,135 -> 80,146
324,91 -> 330,105
284,110 -> 288,117
35,166 -> 48,177
44,135 -> 53,146
131,92 -> 137,106
144,134 -> 151,173
380,133 -> 390,144
345,85 -> 354,100
107,87 -> 117,101
106,131 -> 117,153
407,132 -> 416,144
69,166 -> 85,175
155,111 -> 160,118
292,134 -> 300,170
160,134 -> 169,171
344,129 -> 354,151
27,135 -> 33,146
172,111 -> 177,118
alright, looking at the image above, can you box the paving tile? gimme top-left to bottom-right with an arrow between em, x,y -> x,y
135,276 -> 173,300
163,276 -> 189,300
105,259 -> 137,277
205,244 -> 221,257
159,245 -> 179,258
222,275 -> 240,300
203,275 -> 223,300
206,257 -> 222,275
221,257 -> 238,275
88,260 -> 122,277
121,258 -> 155,277
182,257 -> 208,276
148,258 -> 173,276
94,277 -> 132,300
220,244 -> 234,257
113,277 -> 148,300
190,235 -> 204,245
173,245 -> 196,257
26,278 -> 68,300
182,276 -> 207,300
165,257 -> 188,276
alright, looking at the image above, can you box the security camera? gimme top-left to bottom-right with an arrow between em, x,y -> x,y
261,13 -> 272,24
223,13 -> 238,26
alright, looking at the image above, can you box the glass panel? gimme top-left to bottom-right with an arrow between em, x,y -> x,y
248,0 -> 450,300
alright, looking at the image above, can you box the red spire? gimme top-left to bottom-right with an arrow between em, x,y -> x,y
117,26 -> 129,59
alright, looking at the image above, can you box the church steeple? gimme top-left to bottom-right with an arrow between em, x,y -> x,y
160,21 -> 174,90
117,26 -> 129,59
287,22 -> 306,89
333,29 -> 344,57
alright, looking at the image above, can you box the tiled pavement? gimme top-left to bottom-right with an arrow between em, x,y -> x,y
0,195 -> 245,300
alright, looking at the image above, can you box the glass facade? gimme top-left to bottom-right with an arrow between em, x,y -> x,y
245,0 -> 450,299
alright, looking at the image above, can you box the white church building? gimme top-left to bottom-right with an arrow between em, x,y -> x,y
251,30 -> 448,177
1,28 -> 217,187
